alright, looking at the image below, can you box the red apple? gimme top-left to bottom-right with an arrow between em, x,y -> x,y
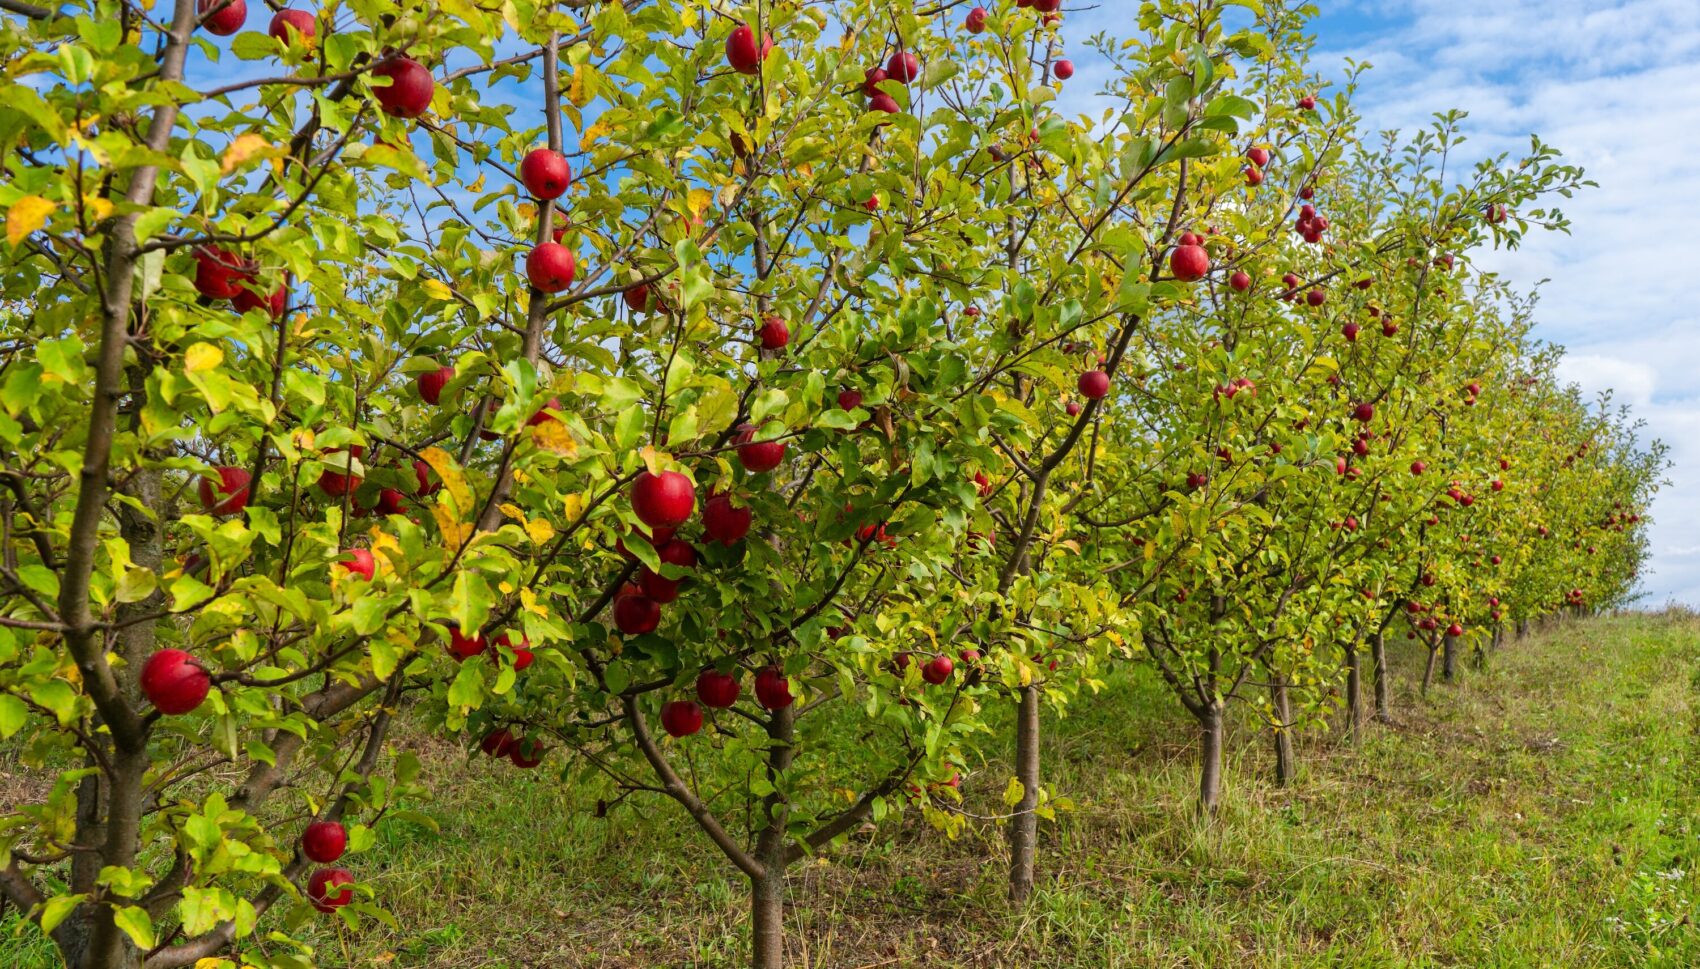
886,50 -> 921,84
1077,370 -> 1110,400
232,278 -> 286,317
317,445 -> 363,498
417,365 -> 454,405
696,669 -> 741,708
508,739 -> 545,768
199,0 -> 247,36
660,700 -> 704,737
1065,401 -> 1082,416
1298,95 -> 1316,110
1352,402 -> 1373,422
493,632 -> 533,670
861,66 -> 888,96
198,465 -> 252,517
1446,622 -> 1463,637
302,821 -> 347,863
922,654 -> 954,685
754,667 -> 793,709
702,492 -> 753,545
526,397 -> 562,427
526,242 -> 576,292
725,24 -> 773,75
632,470 -> 696,529
372,56 -> 434,119
624,282 -> 652,312
613,586 -> 661,635
1306,288 -> 1326,307
480,728 -> 517,757
141,649 -> 211,715
1246,147 -> 1270,167
868,93 -> 901,114
735,424 -> 786,473
837,388 -> 863,411
1170,243 -> 1209,281
1244,166 -> 1263,187
337,548 -> 375,581
965,6 -> 988,32
268,8 -> 314,43
519,148 -> 571,200
757,315 -> 790,351
1342,322 -> 1360,341
307,867 -> 354,913
193,247 -> 249,299
447,627 -> 486,661
1053,59 -> 1074,80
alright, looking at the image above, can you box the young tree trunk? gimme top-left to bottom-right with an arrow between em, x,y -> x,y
1007,683 -> 1041,902
1517,618 -> 1530,640
749,872 -> 785,969
1371,631 -> 1391,722
1344,639 -> 1363,742
1197,700 -> 1225,817
1271,674 -> 1295,786
1441,633 -> 1458,682
1421,642 -> 1438,696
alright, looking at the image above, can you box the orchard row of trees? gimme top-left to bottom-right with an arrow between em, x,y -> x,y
0,1 -> 1666,967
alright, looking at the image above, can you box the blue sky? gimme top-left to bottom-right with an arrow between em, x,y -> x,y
1051,1 -> 1700,607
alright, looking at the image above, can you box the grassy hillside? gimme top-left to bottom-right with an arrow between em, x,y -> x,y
5,613 -> 1697,968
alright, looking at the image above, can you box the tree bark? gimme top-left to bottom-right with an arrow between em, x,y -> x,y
1421,641 -> 1438,696
1371,631 -> 1391,722
1441,632 -> 1458,682
749,872 -> 785,969
1007,683 -> 1041,902
1197,700 -> 1225,817
748,702 -> 795,968
1344,639 -> 1363,742
1271,673 -> 1295,787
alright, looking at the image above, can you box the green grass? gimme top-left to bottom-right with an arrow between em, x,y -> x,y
6,612 -> 1698,967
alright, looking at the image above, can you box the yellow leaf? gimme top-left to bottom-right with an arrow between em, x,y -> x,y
221,133 -> 270,174
580,119 -> 610,144
521,587 -> 547,617
638,446 -> 662,476
561,493 -> 583,523
419,447 -> 474,523
531,419 -> 578,457
432,502 -> 473,549
184,343 -> 224,372
498,502 -> 526,524
6,195 -> 56,248
422,279 -> 454,302
83,195 -> 113,222
566,65 -> 594,107
525,516 -> 555,545
686,189 -> 712,219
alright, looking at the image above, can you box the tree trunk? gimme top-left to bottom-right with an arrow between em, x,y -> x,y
1421,642 -> 1438,696
1007,683 -> 1041,902
1517,618 -> 1530,640
1441,633 -> 1458,683
1344,639 -> 1363,742
1371,631 -> 1391,722
749,872 -> 785,969
747,703 -> 795,969
1197,700 -> 1225,817
1270,673 -> 1295,786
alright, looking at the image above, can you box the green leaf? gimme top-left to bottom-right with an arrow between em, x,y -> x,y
447,662 -> 486,711
113,905 -> 156,949
0,694 -> 25,738
38,894 -> 86,934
